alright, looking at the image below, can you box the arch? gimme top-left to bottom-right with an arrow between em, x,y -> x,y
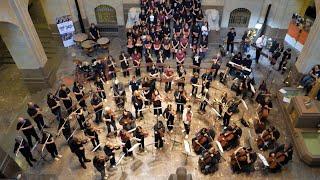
228,8 -> 251,28
95,5 -> 117,25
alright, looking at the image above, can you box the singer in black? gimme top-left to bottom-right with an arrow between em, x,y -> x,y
13,138 -> 37,167
16,117 -> 40,147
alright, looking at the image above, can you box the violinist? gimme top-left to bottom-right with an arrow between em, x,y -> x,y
73,81 -> 87,110
163,65 -> 174,93
107,55 -> 117,79
91,93 -> 103,124
119,110 -> 135,131
134,126 -> 148,152
201,70 -> 212,95
40,131 -> 62,161
69,136 -> 91,169
218,92 -> 228,115
74,106 -> 85,130
218,124 -> 242,150
190,72 -> 200,97
230,146 -> 257,173
132,49 -> 142,77
259,96 -> 273,122
222,109 -> 233,128
199,89 -> 209,114
93,154 -> 109,180
182,105 -> 193,139
113,80 -> 126,109
154,120 -> 166,149
13,137 -> 37,167
210,57 -> 221,80
132,90 -> 144,119
94,76 -> 106,100
149,63 -> 160,90
163,103 -> 175,133
58,84 -> 73,114
27,102 -> 48,130
174,87 -> 187,115
102,107 -> 117,136
198,147 -> 221,175
119,130 -> 133,157
129,76 -> 140,95
192,49 -> 202,74
84,122 -> 101,150
104,142 -> 120,168
157,50 -> 165,73
256,126 -> 280,151
119,51 -> 130,77
61,119 -> 72,141
268,143 -> 293,172
254,117 -> 266,134
16,117 -> 40,147
176,65 -> 186,89
152,89 -> 163,117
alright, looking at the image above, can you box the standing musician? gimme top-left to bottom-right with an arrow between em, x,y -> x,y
152,89 -> 163,117
268,143 -> 293,172
153,37 -> 161,56
132,49 -> 142,77
259,96 -> 273,122
107,55 -> 117,79
256,126 -> 280,151
74,106 -> 85,130
69,136 -> 91,169
149,63 -> 160,90
230,146 -> 257,173
93,154 -> 109,180
95,77 -> 106,100
174,87 -> 187,116
119,51 -> 130,77
112,80 -> 126,109
199,89 -> 210,114
177,65 -> 187,89
127,37 -> 135,56
198,147 -> 221,175
119,110 -> 135,131
171,34 -> 179,59
222,109 -> 233,128
73,81 -> 87,110
27,102 -> 48,130
154,120 -> 166,149
192,49 -> 202,74
163,103 -> 175,133
91,93 -> 103,124
40,131 -> 62,161
47,92 -> 63,127
129,76 -> 140,95
134,126 -> 148,152
119,129 -> 133,157
13,137 -> 37,167
190,72 -> 199,97
182,105 -> 193,139
210,57 -> 221,80
163,65 -> 175,93
103,142 -> 120,168
16,117 -> 40,147
132,90 -> 144,119
58,84 -> 73,114
201,70 -> 212,95
218,92 -> 228,115
84,122 -> 101,149
218,124 -> 242,150
102,107 -> 118,136
61,119 -> 72,141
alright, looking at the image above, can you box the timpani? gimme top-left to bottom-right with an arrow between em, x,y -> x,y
81,40 -> 96,55
97,37 -> 110,50
73,33 -> 88,45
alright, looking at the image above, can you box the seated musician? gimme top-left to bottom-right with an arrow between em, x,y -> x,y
256,126 -> 280,151
243,54 -> 252,69
119,110 -> 135,131
154,120 -> 165,150
198,147 -> 221,175
231,52 -> 243,65
192,128 -> 215,154
268,143 -> 293,172
230,146 -> 257,173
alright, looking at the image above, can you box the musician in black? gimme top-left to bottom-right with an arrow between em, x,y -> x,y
95,77 -> 106,100
278,48 -> 291,71
210,58 -> 221,79
89,23 -> 100,41
154,120 -> 165,149
93,154 -> 109,180
113,80 -> 126,109
226,28 -> 236,54
132,91 -> 144,119
103,142 -> 118,168
134,126 -> 146,152
119,110 -> 135,131
163,104 -> 175,133
152,89 -> 163,117
201,70 -> 212,95
69,136 -> 91,169
16,117 -> 40,147
149,63 -> 159,91
269,143 -> 293,166
91,93 -> 103,124
74,107 -> 85,130
198,147 -> 221,175
61,119 -> 72,142
199,89 -> 209,114
119,130 -> 133,157
27,102 -> 48,131
119,52 -> 130,77
58,84 -> 73,114
129,76 -> 140,95
40,131 -> 62,160
192,50 -> 202,74
102,107 -> 117,136
174,87 -> 187,115
73,81 -> 87,110
13,137 -> 36,167
84,122 -> 101,149
243,54 -> 252,69
107,55 -> 117,79
222,109 -> 233,128
47,92 -> 63,127
190,73 -> 199,97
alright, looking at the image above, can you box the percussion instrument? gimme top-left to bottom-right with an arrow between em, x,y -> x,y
227,61 -> 251,75
97,37 -> 110,50
73,33 -> 88,44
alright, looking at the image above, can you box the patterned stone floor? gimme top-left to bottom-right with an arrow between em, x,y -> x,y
1,37 -> 320,180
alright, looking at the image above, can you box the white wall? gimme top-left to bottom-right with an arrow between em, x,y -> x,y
221,0 -> 263,28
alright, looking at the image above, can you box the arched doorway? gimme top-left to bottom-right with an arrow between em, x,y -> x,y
94,5 -> 118,36
228,8 -> 251,28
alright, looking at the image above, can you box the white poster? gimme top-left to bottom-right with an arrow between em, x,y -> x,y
56,15 -> 75,47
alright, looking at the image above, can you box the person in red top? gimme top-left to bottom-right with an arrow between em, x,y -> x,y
153,37 -> 161,56
180,35 -> 189,52
132,49 -> 141,77
175,49 -> 185,69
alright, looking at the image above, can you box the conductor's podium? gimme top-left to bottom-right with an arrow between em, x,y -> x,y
280,95 -> 320,166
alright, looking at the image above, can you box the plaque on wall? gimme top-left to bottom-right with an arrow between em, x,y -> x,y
95,5 -> 117,25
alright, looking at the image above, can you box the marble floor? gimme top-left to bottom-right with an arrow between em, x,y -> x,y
1,37 -> 320,180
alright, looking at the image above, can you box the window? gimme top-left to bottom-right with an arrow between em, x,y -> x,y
95,5 -> 117,25
228,8 -> 251,27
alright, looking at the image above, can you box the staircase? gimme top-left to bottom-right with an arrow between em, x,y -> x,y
0,38 -> 14,64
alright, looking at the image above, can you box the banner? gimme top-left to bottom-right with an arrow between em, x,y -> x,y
56,15 -> 75,47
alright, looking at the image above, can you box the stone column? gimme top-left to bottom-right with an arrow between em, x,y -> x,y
6,0 -> 54,91
295,16 -> 320,75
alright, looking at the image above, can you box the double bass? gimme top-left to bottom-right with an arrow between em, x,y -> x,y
256,127 -> 279,151
217,125 -> 241,150
267,152 -> 286,172
198,147 -> 221,174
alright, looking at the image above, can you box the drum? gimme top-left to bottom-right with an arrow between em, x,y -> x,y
73,33 -> 88,45
97,37 -> 110,50
81,40 -> 96,54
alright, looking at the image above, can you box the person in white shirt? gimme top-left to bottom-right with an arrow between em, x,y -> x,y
182,105 -> 193,138
255,35 -> 265,63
